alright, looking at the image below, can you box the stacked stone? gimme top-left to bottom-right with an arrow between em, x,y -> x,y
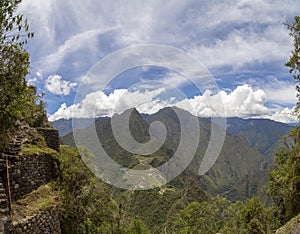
9,154 -> 57,201
0,122 -> 61,233
0,180 -> 10,234
11,208 -> 61,234
37,128 -> 60,152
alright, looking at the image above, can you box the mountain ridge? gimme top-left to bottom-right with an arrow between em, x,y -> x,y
59,107 -> 290,202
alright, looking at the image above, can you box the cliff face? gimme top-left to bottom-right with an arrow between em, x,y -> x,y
0,122 -> 61,234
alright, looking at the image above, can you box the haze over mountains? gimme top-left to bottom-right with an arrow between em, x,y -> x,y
52,107 -> 293,202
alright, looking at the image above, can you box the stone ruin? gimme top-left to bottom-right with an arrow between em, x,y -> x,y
0,122 -> 61,234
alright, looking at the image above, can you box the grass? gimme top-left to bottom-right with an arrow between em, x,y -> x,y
20,144 -> 57,156
12,183 -> 61,221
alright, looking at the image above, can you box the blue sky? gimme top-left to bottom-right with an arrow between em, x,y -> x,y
18,0 -> 300,122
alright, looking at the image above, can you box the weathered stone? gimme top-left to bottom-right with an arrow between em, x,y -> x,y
37,128 -> 60,152
0,123 -> 61,233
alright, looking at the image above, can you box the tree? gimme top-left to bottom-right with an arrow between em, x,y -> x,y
267,16 -> 300,225
170,196 -> 272,234
285,16 -> 300,113
0,0 -> 43,149
265,15 -> 300,229
268,129 -> 300,225
126,218 -> 151,234
171,197 -> 227,234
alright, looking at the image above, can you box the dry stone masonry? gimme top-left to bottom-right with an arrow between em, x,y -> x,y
0,122 -> 61,234
9,207 -> 61,234
9,153 -> 59,201
37,128 -> 60,152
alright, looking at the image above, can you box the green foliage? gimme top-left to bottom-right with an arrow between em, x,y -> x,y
126,219 -> 151,234
240,197 -> 271,233
0,0 -> 34,47
55,146 -> 119,234
121,188 -> 182,233
265,14 -> 300,230
0,0 -> 47,149
170,196 -> 272,234
285,16 -> 300,114
268,128 -> 300,224
171,197 -> 227,234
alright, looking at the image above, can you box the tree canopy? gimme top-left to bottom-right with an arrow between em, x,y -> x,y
267,16 -> 300,227
0,0 -> 46,149
285,16 -> 300,114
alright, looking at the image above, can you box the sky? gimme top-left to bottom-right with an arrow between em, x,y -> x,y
17,0 -> 300,123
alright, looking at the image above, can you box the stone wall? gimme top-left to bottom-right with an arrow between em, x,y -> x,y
10,206 -> 61,234
8,153 -> 58,201
37,128 -> 60,152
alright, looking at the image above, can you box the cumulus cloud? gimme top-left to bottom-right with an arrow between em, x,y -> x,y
175,84 -> 268,118
48,88 -> 166,121
49,84 -> 297,123
45,75 -> 77,96
268,107 -> 297,123
238,76 -> 297,106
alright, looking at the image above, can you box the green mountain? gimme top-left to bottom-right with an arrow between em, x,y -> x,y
226,117 -> 294,164
148,108 -> 267,201
60,107 -> 293,233
61,107 -> 288,200
52,118 -> 95,136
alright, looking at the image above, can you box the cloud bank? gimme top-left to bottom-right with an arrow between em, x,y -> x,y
18,0 -> 300,123
49,84 -> 297,123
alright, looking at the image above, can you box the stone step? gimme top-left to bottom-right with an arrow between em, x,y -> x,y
5,151 -> 19,155
6,146 -> 20,150
0,200 -> 6,205
0,203 -> 7,209
7,145 -> 21,150
0,208 -> 9,215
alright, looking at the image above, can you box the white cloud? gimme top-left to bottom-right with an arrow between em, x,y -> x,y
49,88 -> 166,121
19,0 -> 300,74
240,76 -> 297,105
263,77 -> 297,105
45,75 -> 77,96
187,27 -> 291,70
18,0 -> 300,119
268,107 -> 297,123
49,84 -> 297,123
174,84 -> 268,118
41,27 -> 118,74
27,77 -> 37,85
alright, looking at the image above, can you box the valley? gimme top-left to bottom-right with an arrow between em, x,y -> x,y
52,107 -> 296,233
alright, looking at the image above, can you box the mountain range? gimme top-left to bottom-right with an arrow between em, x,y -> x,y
51,107 -> 296,232
53,107 -> 293,201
